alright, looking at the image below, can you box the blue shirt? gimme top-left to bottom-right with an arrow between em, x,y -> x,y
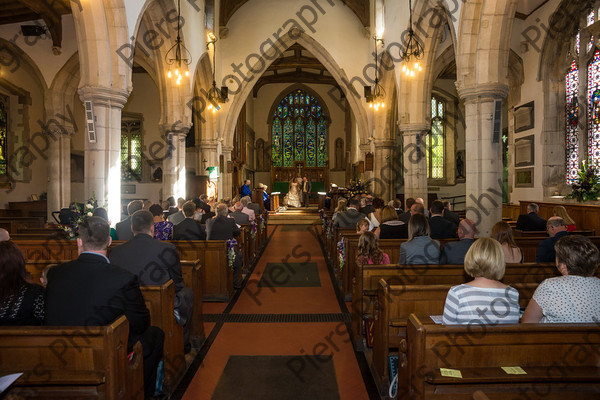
240,184 -> 252,197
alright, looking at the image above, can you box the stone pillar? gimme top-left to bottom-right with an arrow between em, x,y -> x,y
160,123 -> 190,201
198,140 -> 219,175
373,139 -> 396,201
78,86 -> 129,225
458,84 -> 509,236
46,125 -> 73,221
399,123 -> 429,208
221,145 -> 233,198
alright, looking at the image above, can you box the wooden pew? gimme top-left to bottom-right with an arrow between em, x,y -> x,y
15,239 -> 232,301
0,216 -> 44,234
514,229 -> 595,237
0,315 -> 144,400
373,280 -> 537,397
180,260 -> 205,345
406,313 -> 600,400
351,262 -> 558,349
140,280 -> 185,391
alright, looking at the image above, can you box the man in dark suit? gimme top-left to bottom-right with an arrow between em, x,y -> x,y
231,201 -> 250,225
516,203 -> 547,231
536,217 -> 569,262
244,195 -> 262,215
301,176 -> 311,207
110,210 -> 194,351
167,198 -> 186,225
398,197 -> 415,223
115,199 -> 143,240
442,200 -> 460,226
198,194 -> 211,214
45,217 -> 163,399
173,202 -> 206,240
440,219 -> 477,264
429,200 -> 458,239
359,196 -> 375,215
206,204 -> 242,288
391,198 -> 403,217
333,197 -> 367,228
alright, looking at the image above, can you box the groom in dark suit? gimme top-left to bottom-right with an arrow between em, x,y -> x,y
45,216 -> 164,399
301,176 -> 311,207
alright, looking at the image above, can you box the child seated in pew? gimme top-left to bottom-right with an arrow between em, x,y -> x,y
356,231 -> 390,265
491,221 -> 523,263
356,219 -> 370,234
522,235 -> 600,323
442,238 -> 520,325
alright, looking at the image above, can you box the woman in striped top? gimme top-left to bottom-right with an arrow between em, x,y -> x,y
442,238 -> 520,325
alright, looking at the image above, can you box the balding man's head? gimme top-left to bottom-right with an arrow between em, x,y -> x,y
547,216 -> 567,237
410,203 -> 424,215
415,197 -> 424,205
0,228 -> 9,241
458,219 -> 477,239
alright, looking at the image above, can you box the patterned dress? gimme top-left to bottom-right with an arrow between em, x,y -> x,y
0,283 -> 45,326
154,221 -> 174,240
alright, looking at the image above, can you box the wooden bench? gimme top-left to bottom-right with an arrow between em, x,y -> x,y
514,229 -> 595,237
0,315 -> 144,400
406,313 -> 600,400
15,239 -> 232,301
351,262 -> 559,349
180,260 -> 205,345
0,217 -> 44,234
372,280 -> 537,396
140,280 -> 185,391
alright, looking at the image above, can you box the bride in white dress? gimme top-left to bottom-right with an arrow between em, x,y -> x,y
284,177 -> 302,207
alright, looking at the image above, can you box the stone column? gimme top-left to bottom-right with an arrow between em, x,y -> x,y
399,123 -> 429,208
46,125 -> 73,222
373,139 -> 396,201
198,140 -> 219,175
78,86 -> 129,225
221,145 -> 233,199
458,84 -> 509,236
160,123 -> 190,201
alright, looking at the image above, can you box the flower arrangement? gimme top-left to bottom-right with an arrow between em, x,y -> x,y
250,220 -> 257,239
227,239 -> 237,270
566,161 -> 600,202
61,196 -> 99,239
259,214 -> 266,233
121,167 -> 140,181
346,179 -> 369,198
337,239 -> 345,272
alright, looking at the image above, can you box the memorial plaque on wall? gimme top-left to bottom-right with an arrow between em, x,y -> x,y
515,135 -> 534,167
514,101 -> 534,133
365,153 -> 374,171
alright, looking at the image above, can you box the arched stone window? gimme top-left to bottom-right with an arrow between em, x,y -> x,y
428,96 -> 445,179
271,89 -> 328,168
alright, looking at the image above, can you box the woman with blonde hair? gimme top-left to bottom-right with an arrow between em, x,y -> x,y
491,221 -> 523,263
399,214 -> 440,264
374,206 -> 408,239
552,206 -> 576,231
356,231 -> 390,265
442,238 -> 520,325
332,198 -> 347,224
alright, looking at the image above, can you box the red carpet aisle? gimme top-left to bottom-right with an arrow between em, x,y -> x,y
179,225 -> 371,400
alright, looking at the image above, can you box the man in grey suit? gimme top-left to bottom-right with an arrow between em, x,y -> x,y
244,195 -> 262,216
231,201 -> 250,225
109,210 -> 194,351
440,219 -> 477,264
115,200 -> 143,240
333,197 -> 367,228
301,176 -> 311,207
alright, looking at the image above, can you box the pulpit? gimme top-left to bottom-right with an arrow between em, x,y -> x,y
271,194 -> 280,210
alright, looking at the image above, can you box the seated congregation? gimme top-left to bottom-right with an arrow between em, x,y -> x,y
0,193 -> 267,399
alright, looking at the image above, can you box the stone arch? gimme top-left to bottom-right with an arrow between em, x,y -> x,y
265,83 -> 332,125
0,38 -> 47,92
221,29 -> 369,148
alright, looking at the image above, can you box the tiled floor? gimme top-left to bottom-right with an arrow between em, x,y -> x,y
178,225 -> 372,399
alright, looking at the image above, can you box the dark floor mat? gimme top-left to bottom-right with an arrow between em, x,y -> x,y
211,355 -> 340,400
258,262 -> 321,287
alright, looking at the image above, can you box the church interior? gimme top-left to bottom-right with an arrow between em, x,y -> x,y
1,0 -> 600,399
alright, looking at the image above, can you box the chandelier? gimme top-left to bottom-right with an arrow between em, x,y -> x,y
400,0 -> 424,77
206,31 -> 228,112
364,36 -> 386,111
165,0 -> 191,85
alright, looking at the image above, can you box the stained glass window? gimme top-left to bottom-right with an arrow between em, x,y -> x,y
0,95 -> 7,175
566,60 -> 579,184
271,89 -> 327,168
588,10 -> 595,26
121,119 -> 143,180
588,49 -> 600,170
428,97 -> 444,179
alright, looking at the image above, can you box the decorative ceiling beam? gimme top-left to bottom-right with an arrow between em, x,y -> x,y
253,71 -> 339,97
13,0 -> 70,52
267,56 -> 327,71
220,0 -> 369,28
